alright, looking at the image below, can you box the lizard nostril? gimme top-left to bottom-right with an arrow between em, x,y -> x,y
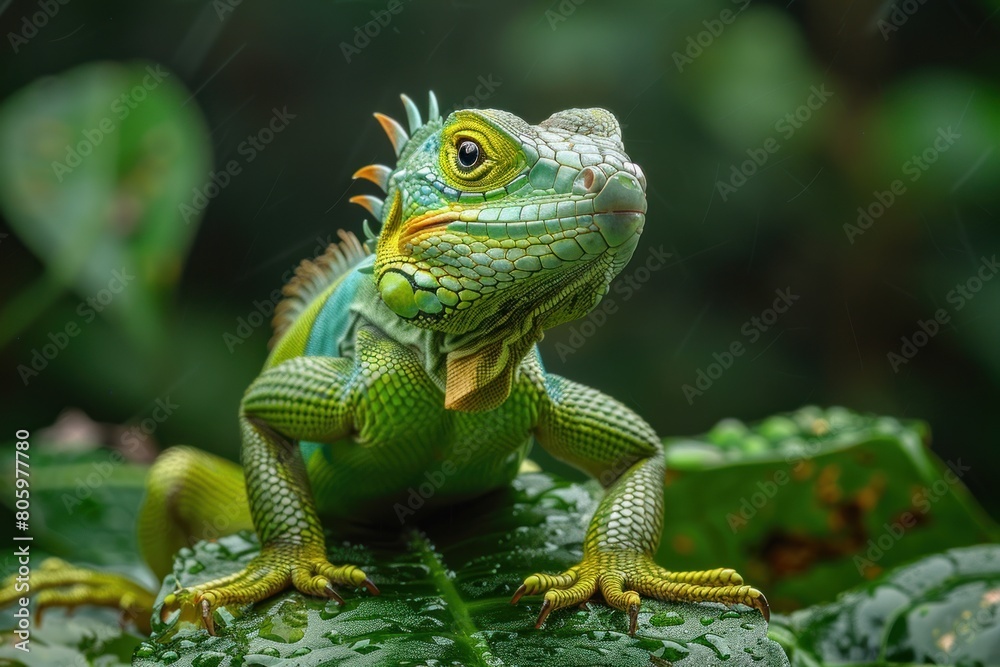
573,166 -> 606,195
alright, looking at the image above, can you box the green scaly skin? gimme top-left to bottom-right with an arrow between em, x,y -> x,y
0,92 -> 767,637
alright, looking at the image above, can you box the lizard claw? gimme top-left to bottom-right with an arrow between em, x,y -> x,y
627,602 -> 639,636
361,577 -> 380,596
324,583 -> 345,605
514,554 -> 768,635
533,598 -> 553,629
1,558 -> 155,634
749,591 -> 770,622
200,598 -> 216,637
160,544 -> 376,635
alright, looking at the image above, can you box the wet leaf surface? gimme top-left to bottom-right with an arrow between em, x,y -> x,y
771,544 -> 1000,665
136,473 -> 785,667
0,447 -> 149,665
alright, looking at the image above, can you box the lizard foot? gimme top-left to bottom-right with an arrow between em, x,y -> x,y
0,557 -> 155,633
510,552 -> 768,636
161,543 -> 378,636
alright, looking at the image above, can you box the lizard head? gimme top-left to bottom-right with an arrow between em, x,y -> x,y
351,92 -> 646,411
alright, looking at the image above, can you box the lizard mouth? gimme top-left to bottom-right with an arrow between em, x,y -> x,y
395,170 -> 647,253
398,209 -> 461,250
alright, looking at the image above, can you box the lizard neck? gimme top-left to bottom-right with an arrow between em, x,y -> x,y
347,259 -> 607,410
346,271 -> 451,389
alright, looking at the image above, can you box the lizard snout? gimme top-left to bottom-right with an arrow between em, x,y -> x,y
592,170 -> 647,214
589,170 -> 647,247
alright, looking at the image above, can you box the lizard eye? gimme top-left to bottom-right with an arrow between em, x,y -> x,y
438,116 -> 524,191
456,139 -> 482,170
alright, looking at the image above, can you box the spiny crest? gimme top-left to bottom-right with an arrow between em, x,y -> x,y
352,164 -> 391,190
348,194 -> 383,220
371,91 -> 441,158
269,230 -> 370,349
350,91 -> 443,242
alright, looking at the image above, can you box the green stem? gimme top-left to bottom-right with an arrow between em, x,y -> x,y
409,530 -> 500,667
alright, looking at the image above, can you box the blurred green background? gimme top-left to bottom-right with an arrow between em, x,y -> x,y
1,0 -> 998,530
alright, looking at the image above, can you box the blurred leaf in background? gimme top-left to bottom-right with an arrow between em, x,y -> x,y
659,406 -> 999,611
0,52 -> 255,459
0,60 -> 211,350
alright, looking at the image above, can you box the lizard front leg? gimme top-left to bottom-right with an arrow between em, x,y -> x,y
162,354 -> 377,635
512,374 -> 768,635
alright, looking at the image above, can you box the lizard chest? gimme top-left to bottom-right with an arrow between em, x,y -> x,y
303,364 -> 541,523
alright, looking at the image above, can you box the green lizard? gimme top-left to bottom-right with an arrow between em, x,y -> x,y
1,92 -> 767,637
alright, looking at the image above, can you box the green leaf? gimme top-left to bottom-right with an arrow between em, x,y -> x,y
770,544 -> 1000,665
0,447 -> 150,666
0,446 -> 149,572
0,615 -> 140,667
0,61 -> 211,348
658,406 -> 1000,611
136,473 -> 787,667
